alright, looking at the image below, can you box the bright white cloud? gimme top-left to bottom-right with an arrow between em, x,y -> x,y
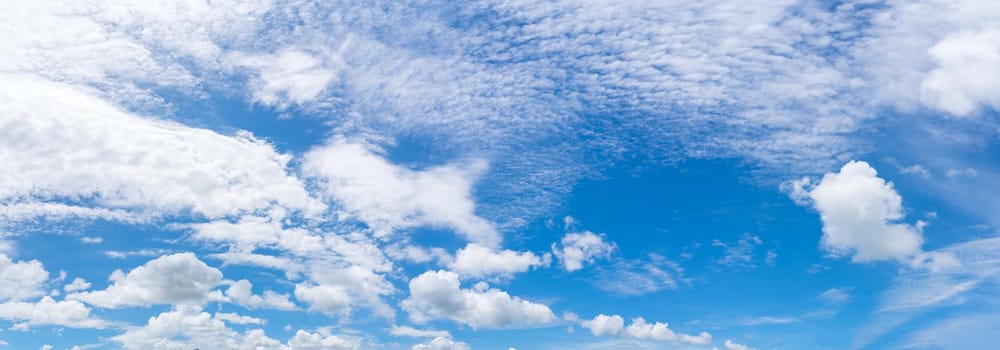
411,336 -> 470,350
287,330 -> 359,350
402,270 -> 556,329
214,312 -> 266,325
920,30 -> 1000,116
580,314 -> 711,346
64,278 -> 92,293
803,161 -> 926,262
723,339 -> 755,350
303,141 -> 498,246
389,325 -> 451,338
0,254 -> 48,301
69,253 -> 223,308
228,49 -> 342,108
224,279 -> 296,310
449,243 -> 549,278
0,296 -> 106,329
552,231 -> 616,271
112,306 -> 283,350
582,314 -> 625,337
294,265 -> 394,318
0,73 -> 323,224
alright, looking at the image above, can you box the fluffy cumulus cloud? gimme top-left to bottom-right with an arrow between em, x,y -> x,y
449,243 -> 549,278
224,279 -> 296,310
920,29 -> 1000,116
112,306 -> 284,350
0,74 -> 323,224
286,330 -> 359,350
0,254 -> 48,301
303,141 -> 498,246
69,253 -> 223,308
294,265 -> 394,319
796,161 -> 926,262
580,314 -> 711,346
722,339 -> 755,350
411,336 -> 470,350
0,296 -> 106,329
402,270 -> 556,329
552,231 -> 616,271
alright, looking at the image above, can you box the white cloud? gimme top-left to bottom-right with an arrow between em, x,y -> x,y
402,270 -> 556,329
552,231 -> 616,272
0,73 -> 323,224
303,141 -> 498,246
590,255 -> 688,296
582,314 -> 625,337
389,325 -> 451,338
852,236 -> 1000,348
228,49 -> 342,108
449,243 -> 549,278
0,254 -> 48,301
945,168 -> 979,178
919,30 -> 1000,116
64,278 -> 92,293
69,253 -> 223,308
112,306 -> 284,350
713,234 -> 764,268
0,296 -> 106,329
818,288 -> 852,305
214,312 -> 266,325
287,330 -> 359,350
411,336 -> 470,350
224,279 -> 296,311
803,161 -> 926,262
580,314 -> 711,346
79,237 -> 102,244
294,265 -> 394,318
723,339 -> 755,350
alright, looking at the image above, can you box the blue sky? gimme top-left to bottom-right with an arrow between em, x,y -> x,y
1,1 -> 999,349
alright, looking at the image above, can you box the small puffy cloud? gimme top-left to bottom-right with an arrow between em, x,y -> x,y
412,336 -> 470,350
582,314 -> 625,336
111,306 -> 283,350
580,314 -> 711,345
64,278 -> 91,293
69,253 -> 223,308
920,30 -> 1000,116
303,141 -> 498,246
802,161 -> 926,262
225,279 -> 296,310
0,254 -> 48,301
723,339 -> 755,350
552,231 -> 616,271
0,296 -> 106,329
449,243 -> 549,278
286,329 -> 359,350
402,270 -> 556,329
